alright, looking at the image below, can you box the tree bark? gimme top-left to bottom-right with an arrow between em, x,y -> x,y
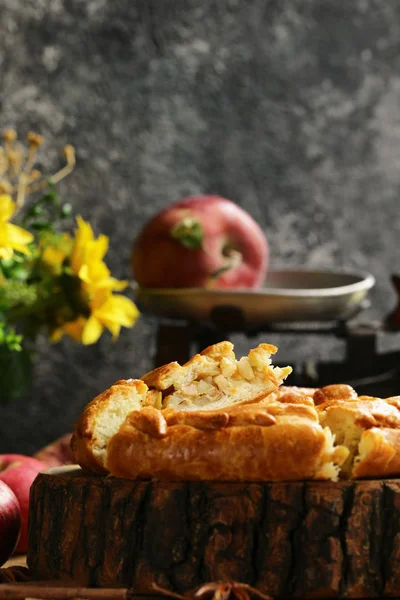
27,466 -> 400,598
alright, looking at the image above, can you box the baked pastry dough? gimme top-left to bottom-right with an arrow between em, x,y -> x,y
71,342 -> 292,475
106,401 -> 348,482
71,342 -> 400,481
271,383 -> 400,479
71,379 -> 147,474
317,391 -> 400,478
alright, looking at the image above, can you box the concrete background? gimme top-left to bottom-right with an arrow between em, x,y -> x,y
1,0 -> 400,452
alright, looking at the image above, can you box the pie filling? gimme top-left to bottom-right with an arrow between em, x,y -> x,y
158,354 -> 289,412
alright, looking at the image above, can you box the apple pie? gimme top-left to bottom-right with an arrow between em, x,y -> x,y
270,383 -> 400,479
71,342 -> 400,481
71,342 -> 293,475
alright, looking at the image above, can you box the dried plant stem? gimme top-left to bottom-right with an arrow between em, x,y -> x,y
23,143 -> 39,176
0,130 -> 76,215
51,145 -> 76,183
0,151 -> 9,179
15,172 -> 28,212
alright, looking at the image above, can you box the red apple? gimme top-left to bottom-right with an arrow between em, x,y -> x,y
132,195 -> 269,289
33,433 -> 74,468
0,455 -> 47,553
0,480 -> 21,566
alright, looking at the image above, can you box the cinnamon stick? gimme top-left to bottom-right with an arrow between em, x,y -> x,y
0,582 -> 135,599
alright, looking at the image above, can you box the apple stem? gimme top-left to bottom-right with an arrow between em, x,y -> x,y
206,249 -> 242,286
169,218 -> 204,249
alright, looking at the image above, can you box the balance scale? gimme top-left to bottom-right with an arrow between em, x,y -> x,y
134,269 -> 400,398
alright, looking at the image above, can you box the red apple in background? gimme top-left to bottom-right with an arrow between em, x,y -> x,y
33,433 -> 74,468
0,455 -> 47,553
132,195 -> 269,289
0,480 -> 21,566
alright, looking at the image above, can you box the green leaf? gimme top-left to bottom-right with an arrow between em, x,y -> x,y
8,265 -> 30,281
31,205 -> 45,216
31,220 -> 53,231
17,181 -> 63,231
0,280 -> 38,310
0,320 -> 23,350
0,258 -> 15,271
170,217 -> 204,249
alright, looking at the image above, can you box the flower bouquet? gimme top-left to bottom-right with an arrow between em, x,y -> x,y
0,129 -> 139,401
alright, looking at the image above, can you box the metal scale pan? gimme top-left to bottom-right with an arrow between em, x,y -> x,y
134,269 -> 376,326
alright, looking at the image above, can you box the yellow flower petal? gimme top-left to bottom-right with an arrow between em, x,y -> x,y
0,246 -> 13,260
64,321 -> 82,342
0,195 -> 16,222
50,327 -> 64,343
60,232 -> 73,250
81,275 -> 128,294
42,246 -> 67,274
50,318 -> 87,343
107,278 -> 128,291
64,318 -> 87,342
70,216 -> 94,273
70,217 -> 110,279
89,276 -> 128,292
105,322 -> 121,341
0,222 -> 33,259
90,288 -> 110,310
94,294 -> 140,327
7,242 -> 31,256
82,315 -> 104,345
90,235 -> 109,262
7,223 -> 34,245
75,216 -> 94,243
78,264 -> 91,283
78,261 -> 110,285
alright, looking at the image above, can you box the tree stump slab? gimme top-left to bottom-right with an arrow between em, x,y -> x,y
27,466 -> 400,598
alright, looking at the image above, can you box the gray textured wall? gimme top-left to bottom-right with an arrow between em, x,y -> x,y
1,0 -> 400,453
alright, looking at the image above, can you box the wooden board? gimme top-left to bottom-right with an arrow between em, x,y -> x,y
26,466 -> 400,598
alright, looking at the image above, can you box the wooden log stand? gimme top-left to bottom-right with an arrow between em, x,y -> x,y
27,466 -> 400,599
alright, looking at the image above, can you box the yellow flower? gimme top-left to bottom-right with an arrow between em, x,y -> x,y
50,217 -> 139,345
81,290 -> 139,345
70,216 -> 127,292
50,316 -> 86,343
51,289 -> 139,345
0,194 -> 33,260
41,233 -> 73,275
70,216 -> 108,274
78,261 -> 128,292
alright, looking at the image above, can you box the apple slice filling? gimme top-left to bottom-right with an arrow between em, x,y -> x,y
161,347 -> 291,412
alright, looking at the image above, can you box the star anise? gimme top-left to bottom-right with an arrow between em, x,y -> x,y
153,581 -> 273,600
